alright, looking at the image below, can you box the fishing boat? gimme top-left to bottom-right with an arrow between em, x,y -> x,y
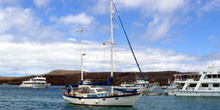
171,64 -> 220,96
62,0 -> 143,106
19,76 -> 50,89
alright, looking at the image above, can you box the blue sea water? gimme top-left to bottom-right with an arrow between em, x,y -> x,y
0,85 -> 220,110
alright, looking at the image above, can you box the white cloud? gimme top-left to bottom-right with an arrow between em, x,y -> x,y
91,0 -> 188,41
1,40 -> 220,75
144,18 -> 170,41
0,34 -> 13,43
0,0 -> 19,7
115,0 -> 185,13
208,35 -> 218,42
0,6 -> 63,43
133,22 -> 144,27
202,0 -> 220,12
34,0 -> 51,8
90,0 -> 109,14
68,38 -> 76,42
57,13 -> 94,26
49,16 -> 58,22
1,0 -> 220,76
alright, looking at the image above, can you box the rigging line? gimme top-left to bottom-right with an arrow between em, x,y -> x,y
113,3 -> 145,81
115,73 -> 133,85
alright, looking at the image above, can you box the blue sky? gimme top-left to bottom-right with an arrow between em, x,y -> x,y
0,0 -> 220,76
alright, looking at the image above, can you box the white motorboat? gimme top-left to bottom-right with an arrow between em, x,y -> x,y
164,83 -> 179,95
116,78 -> 157,93
19,78 -> 35,88
62,0 -> 143,107
19,76 -> 50,89
172,64 -> 220,96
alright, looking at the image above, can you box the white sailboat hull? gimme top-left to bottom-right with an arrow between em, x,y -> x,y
63,93 -> 142,107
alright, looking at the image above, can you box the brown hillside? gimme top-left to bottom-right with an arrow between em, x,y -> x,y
0,70 -> 196,85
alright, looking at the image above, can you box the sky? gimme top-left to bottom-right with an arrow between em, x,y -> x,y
1,0 -> 220,76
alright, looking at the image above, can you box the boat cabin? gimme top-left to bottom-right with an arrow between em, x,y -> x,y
67,85 -> 108,97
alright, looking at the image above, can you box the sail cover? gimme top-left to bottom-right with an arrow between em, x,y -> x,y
113,88 -> 138,93
65,77 -> 113,87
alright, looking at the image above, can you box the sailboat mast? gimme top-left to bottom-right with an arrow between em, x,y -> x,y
110,0 -> 113,78
80,29 -> 84,81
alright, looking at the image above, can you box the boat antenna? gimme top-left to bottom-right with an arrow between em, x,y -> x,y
113,3 -> 145,81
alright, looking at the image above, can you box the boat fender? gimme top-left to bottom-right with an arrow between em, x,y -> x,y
81,99 -> 84,103
96,99 -> 98,104
63,92 -> 68,95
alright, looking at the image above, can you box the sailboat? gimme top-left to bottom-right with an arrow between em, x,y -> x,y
62,0 -> 142,106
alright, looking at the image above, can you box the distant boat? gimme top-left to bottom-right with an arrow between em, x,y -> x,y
19,76 -> 50,89
2,83 -> 10,86
116,78 -> 156,93
164,83 -> 178,95
170,64 -> 220,96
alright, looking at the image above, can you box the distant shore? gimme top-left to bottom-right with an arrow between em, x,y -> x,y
0,70 -> 196,85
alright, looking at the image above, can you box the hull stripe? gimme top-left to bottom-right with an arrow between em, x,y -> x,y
73,103 -> 132,107
63,93 -> 141,99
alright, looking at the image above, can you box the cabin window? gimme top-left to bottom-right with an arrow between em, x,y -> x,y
103,99 -> 106,101
115,98 -> 119,100
96,89 -> 103,92
218,75 -> 220,78
202,84 -> 208,87
90,89 -> 95,93
195,75 -> 201,81
207,75 -> 212,78
213,84 -> 219,87
82,87 -> 90,93
213,75 -> 217,78
183,75 -> 187,81
189,84 -> 196,87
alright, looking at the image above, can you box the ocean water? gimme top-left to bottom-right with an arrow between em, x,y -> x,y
0,85 -> 220,110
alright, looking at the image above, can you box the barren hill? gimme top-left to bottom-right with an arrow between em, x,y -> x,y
47,70 -> 81,75
0,70 -> 196,85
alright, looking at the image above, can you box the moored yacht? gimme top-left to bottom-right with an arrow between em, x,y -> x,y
164,83 -> 178,95
63,85 -> 142,106
172,64 -> 220,96
62,0 -> 143,107
116,78 -> 157,93
19,78 -> 35,88
19,76 -> 50,89
118,78 -> 149,92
